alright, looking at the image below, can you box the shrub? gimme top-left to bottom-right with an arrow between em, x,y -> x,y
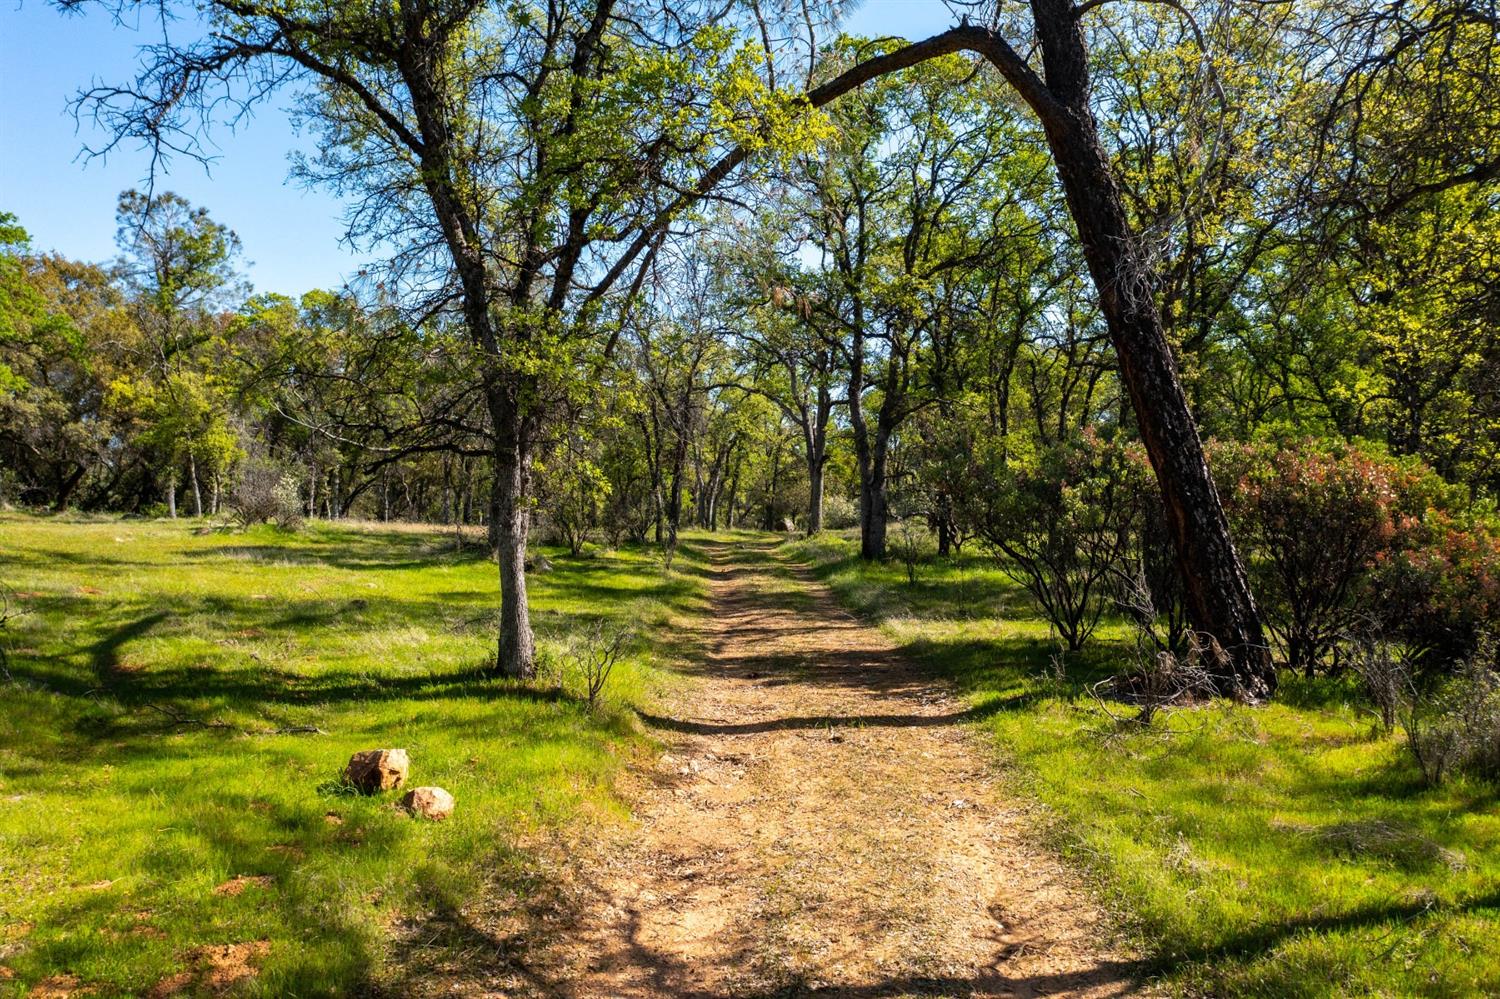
569,619 -> 632,708
891,518 -> 926,585
1106,634 -> 1220,726
1347,628 -> 1418,735
1209,439 -> 1482,676
1371,514 -> 1500,668
821,492 -> 859,531
965,430 -> 1145,650
1211,441 -> 1426,675
1399,638 -> 1500,786
229,457 -> 303,529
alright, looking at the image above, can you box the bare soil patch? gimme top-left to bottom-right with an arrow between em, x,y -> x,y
147,940 -> 271,997
211,874 -> 273,897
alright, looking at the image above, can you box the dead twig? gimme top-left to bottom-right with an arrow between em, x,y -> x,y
570,619 -> 634,708
143,701 -> 326,736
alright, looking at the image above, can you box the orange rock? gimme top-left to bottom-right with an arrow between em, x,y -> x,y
400,786 -> 455,821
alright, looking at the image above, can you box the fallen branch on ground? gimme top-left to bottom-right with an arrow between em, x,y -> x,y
143,701 -> 327,736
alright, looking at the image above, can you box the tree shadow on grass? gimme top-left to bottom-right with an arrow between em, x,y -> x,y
199,540 -> 493,572
89,610 -> 169,677
1150,888 -> 1500,976
2,546 -> 152,569
12,792 -> 393,996
5,541 -> 710,754
0,521 -> 725,996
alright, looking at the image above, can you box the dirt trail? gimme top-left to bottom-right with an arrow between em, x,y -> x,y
538,541 -> 1134,998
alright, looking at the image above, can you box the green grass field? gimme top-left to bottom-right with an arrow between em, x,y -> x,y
0,514 -> 709,996
5,515 -> 1497,997
784,533 -> 1500,998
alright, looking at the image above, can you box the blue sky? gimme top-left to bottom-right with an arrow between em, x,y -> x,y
1,1 -> 956,296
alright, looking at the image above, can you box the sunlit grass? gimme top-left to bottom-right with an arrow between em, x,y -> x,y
785,531 -> 1500,998
0,513 -> 709,995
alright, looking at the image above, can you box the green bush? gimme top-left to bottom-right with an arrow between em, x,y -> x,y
1372,513 -> 1500,668
1400,638 -> 1500,786
963,430 -> 1148,650
228,455 -> 303,529
1211,438 -> 1494,675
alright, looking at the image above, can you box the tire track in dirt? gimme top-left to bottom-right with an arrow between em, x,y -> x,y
544,539 -> 1135,998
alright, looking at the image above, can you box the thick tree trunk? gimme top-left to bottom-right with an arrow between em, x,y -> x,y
936,505 -> 953,558
847,319 -> 888,558
1018,0 -> 1272,695
167,471 -> 177,519
488,486 -> 502,554
489,382 -> 536,679
853,389 -> 896,560
854,457 -> 884,557
860,433 -> 890,561
52,464 -> 87,513
807,459 -> 825,535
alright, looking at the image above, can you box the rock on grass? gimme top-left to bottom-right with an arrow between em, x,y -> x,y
401,786 -> 455,821
344,748 -> 409,793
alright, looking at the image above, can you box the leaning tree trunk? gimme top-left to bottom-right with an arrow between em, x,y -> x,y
1020,0 -> 1273,696
717,14 -> 1277,695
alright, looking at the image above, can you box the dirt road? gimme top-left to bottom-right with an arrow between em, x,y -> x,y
548,541 -> 1135,998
